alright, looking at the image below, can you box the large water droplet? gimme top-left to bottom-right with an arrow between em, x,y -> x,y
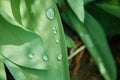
43,55 -> 48,61
28,53 -> 34,59
46,8 -> 55,20
57,54 -> 62,61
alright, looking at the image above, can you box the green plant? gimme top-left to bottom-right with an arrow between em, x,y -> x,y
0,0 -> 119,80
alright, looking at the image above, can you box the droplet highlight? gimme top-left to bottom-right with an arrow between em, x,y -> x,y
52,27 -> 57,34
57,54 -> 62,61
53,31 -> 57,34
56,39 -> 59,43
43,55 -> 48,61
28,53 -> 34,59
52,27 -> 56,31
46,8 -> 55,20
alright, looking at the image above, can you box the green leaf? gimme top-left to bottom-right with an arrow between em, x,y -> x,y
0,0 -> 70,80
86,3 -> 120,35
61,7 -> 116,80
4,57 -> 49,80
67,0 -> 85,22
96,3 -> 120,19
84,0 -> 95,5
84,12 -> 117,80
0,55 -> 7,80
0,0 -> 14,19
22,0 -> 70,79
65,34 -> 76,48
10,0 -> 22,24
0,10 -> 48,70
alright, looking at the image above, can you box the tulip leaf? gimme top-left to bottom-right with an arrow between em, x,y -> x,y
65,34 -> 76,48
96,3 -> 120,19
67,0 -> 85,22
10,0 -> 22,24
61,7 -> 116,80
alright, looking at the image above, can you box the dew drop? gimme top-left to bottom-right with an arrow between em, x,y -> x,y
28,53 -> 34,59
56,39 -> 59,43
57,54 -> 62,61
43,55 -> 48,61
52,27 -> 57,34
52,27 -> 56,31
53,31 -> 57,34
46,8 -> 55,20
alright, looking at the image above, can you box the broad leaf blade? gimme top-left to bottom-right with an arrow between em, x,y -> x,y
0,10 -> 49,70
24,0 -> 70,79
0,0 -> 14,19
4,57 -> 49,80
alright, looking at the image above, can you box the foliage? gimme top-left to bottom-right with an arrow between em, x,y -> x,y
0,0 -> 119,80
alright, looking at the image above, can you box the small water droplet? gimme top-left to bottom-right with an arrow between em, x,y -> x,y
16,49 -> 20,54
53,31 -> 57,34
52,27 -> 56,31
46,8 -> 55,20
57,54 -> 62,61
28,53 -> 34,59
43,55 -> 48,61
56,39 -> 59,43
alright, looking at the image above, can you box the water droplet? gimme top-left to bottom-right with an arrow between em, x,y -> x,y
43,55 -> 48,61
57,54 -> 62,61
28,53 -> 34,59
52,27 -> 57,34
56,39 -> 59,43
46,8 -> 55,20
16,49 -> 20,54
53,31 -> 57,34
52,27 -> 56,31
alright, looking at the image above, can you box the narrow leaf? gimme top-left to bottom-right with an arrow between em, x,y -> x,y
96,3 -> 120,19
10,0 -> 22,24
65,34 -> 76,48
1,0 -> 70,80
67,0 -> 85,22
0,55 -> 7,80
84,0 -> 95,5
61,7 -> 116,80
86,3 -> 120,35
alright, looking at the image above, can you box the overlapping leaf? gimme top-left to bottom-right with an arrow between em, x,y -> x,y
0,55 -> 6,80
86,3 -> 120,35
10,0 -> 22,24
0,0 -> 70,80
96,3 -> 120,19
65,34 -> 76,48
61,5 -> 116,80
67,0 -> 85,22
